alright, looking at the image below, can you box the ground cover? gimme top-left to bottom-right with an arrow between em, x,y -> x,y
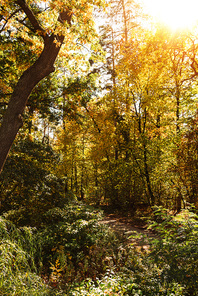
1,203 -> 198,295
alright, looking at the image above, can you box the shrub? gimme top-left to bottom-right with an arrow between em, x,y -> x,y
0,138 -> 65,227
68,270 -> 131,296
147,207 -> 198,295
0,217 -> 49,295
37,202 -> 127,289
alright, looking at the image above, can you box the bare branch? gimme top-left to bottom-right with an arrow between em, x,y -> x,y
190,59 -> 198,76
0,9 -> 20,33
16,17 -> 36,33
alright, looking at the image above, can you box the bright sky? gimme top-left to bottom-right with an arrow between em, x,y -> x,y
140,0 -> 198,31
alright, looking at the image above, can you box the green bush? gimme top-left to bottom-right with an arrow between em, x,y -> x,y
0,217 -> 49,295
36,202 -> 126,289
147,207 -> 198,295
109,207 -> 197,296
122,251 -> 186,295
67,265 -> 184,296
68,270 -> 131,296
0,138 -> 65,227
1,202 -> 127,294
69,206 -> 197,296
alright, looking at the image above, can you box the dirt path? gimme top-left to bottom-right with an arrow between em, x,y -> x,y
100,214 -> 154,250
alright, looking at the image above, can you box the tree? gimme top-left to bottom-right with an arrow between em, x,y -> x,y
0,0 -> 105,174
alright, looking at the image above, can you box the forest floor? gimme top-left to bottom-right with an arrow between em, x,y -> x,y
100,213 -> 155,251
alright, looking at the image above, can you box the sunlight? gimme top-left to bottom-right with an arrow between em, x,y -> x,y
141,0 -> 198,30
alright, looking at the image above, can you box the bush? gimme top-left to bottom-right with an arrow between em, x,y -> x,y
0,138 -> 65,227
0,217 -> 49,295
36,201 -> 127,289
69,206 -> 197,296
146,207 -> 198,295
1,202 -> 127,294
68,270 -> 132,296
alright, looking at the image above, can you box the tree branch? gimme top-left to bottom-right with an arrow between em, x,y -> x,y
58,10 -> 72,25
0,9 -> 20,33
15,0 -> 73,38
16,0 -> 45,35
190,59 -> 198,76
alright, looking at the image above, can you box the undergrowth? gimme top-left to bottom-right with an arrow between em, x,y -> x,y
1,203 -> 198,295
68,206 -> 198,296
0,217 -> 49,295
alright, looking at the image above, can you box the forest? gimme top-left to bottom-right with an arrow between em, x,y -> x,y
0,0 -> 198,295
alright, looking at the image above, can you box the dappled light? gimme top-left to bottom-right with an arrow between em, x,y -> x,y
1,0 -> 198,295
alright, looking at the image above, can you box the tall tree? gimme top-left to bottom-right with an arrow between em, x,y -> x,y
0,0 -> 105,174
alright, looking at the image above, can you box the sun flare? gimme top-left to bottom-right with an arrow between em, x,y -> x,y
142,0 -> 198,30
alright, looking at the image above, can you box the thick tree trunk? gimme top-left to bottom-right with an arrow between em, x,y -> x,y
0,34 -> 64,173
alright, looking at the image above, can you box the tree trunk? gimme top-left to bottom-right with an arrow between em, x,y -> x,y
143,142 -> 155,205
121,0 -> 128,44
0,34 -> 64,174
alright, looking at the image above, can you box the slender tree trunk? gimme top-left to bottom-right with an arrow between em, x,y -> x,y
175,84 -> 182,212
135,107 -> 155,205
176,87 -> 180,134
121,0 -> 128,44
143,142 -> 155,205
74,165 -> 78,195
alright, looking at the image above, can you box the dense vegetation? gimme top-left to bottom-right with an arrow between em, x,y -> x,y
0,204 -> 198,295
1,0 -> 198,295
